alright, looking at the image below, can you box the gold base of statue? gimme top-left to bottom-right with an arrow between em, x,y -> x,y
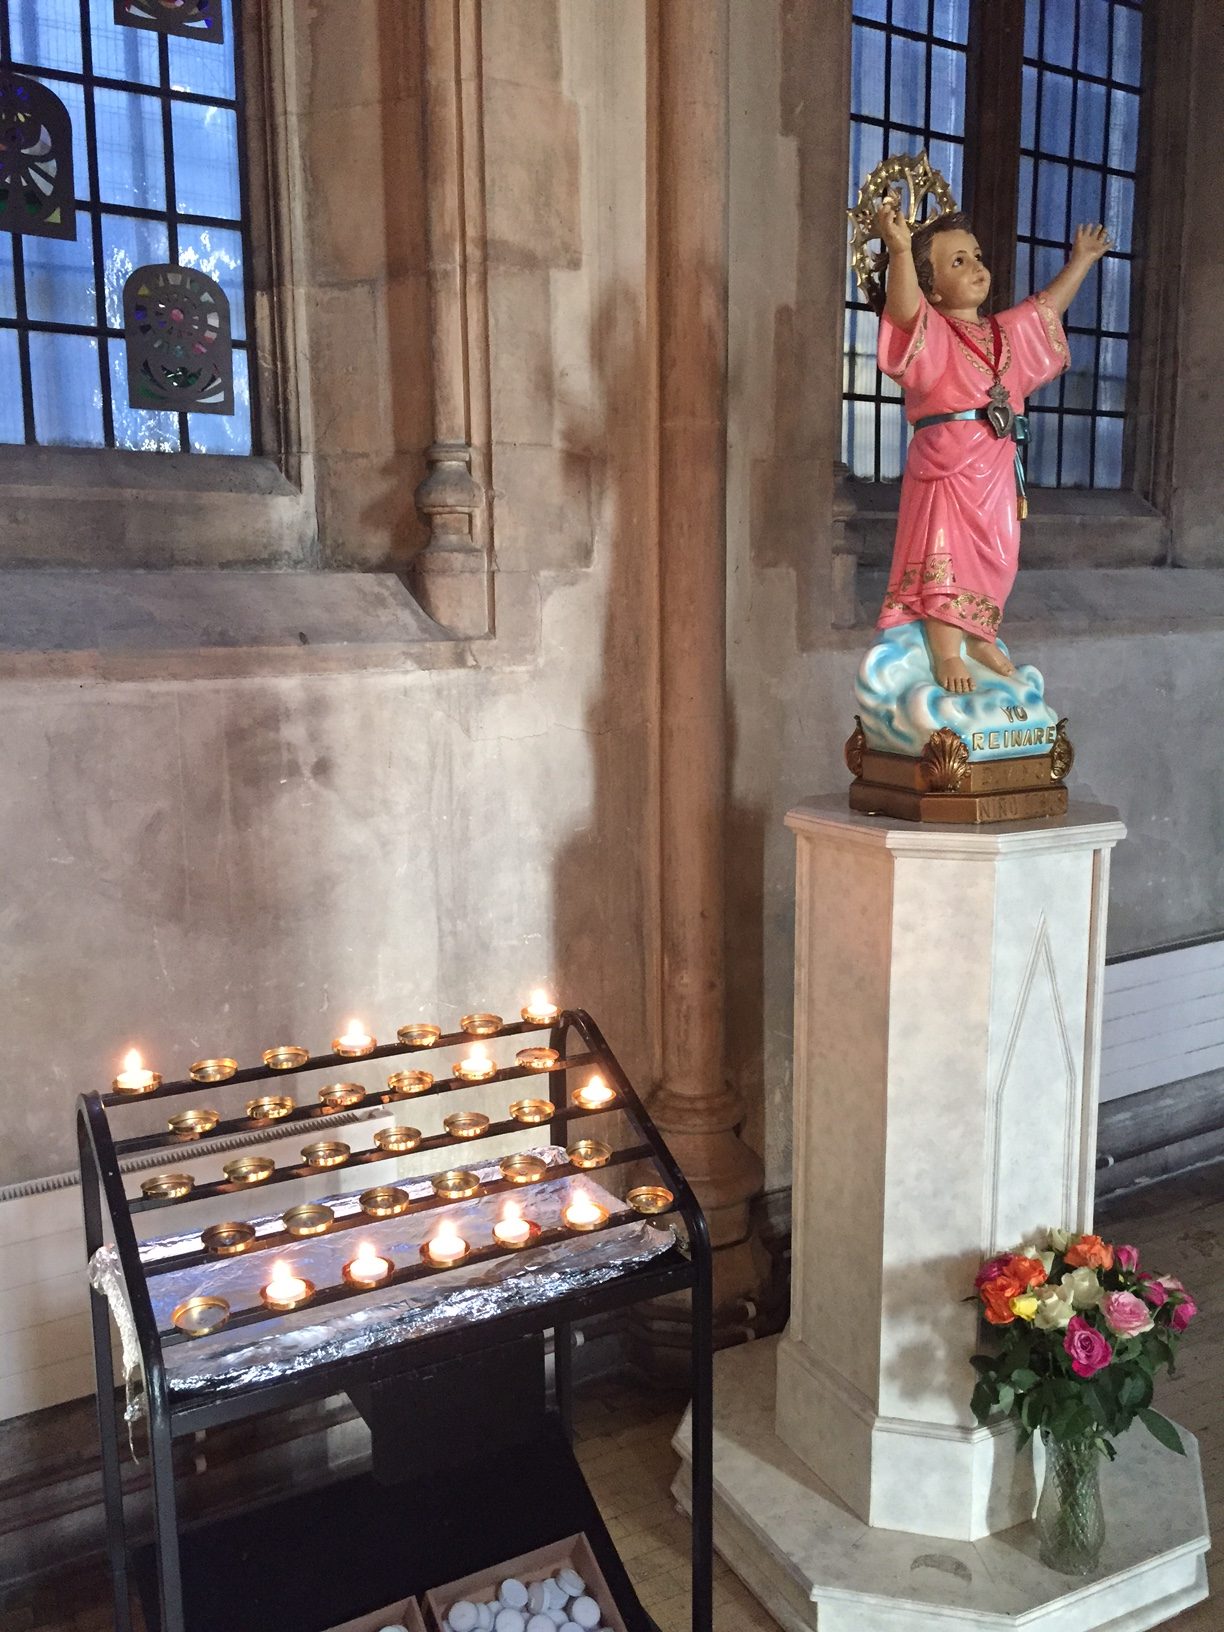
845,719 -> 1073,825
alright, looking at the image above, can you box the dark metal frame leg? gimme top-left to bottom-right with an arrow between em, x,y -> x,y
90,1285 -> 134,1632
690,1240 -> 714,1632
149,1392 -> 185,1632
554,1319 -> 575,1441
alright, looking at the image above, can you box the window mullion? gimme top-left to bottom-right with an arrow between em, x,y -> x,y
963,0 -> 1024,311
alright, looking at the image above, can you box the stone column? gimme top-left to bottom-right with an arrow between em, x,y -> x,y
776,799 -> 1126,1540
412,0 -> 494,638
647,0 -> 766,1320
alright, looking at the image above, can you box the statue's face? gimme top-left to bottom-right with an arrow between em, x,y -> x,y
928,230 -> 991,312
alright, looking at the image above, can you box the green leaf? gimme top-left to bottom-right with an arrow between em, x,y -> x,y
970,1354 -> 996,1376
971,1382 -> 996,1423
1138,1409 -> 1186,1456
1010,1368 -> 1039,1390
996,1383 -> 1014,1415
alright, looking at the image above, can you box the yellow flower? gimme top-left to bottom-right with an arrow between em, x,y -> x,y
1010,1293 -> 1040,1321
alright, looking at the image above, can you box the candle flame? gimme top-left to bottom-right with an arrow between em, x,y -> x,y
343,1018 -> 367,1039
354,1240 -> 377,1263
269,1259 -> 292,1284
122,1048 -> 142,1073
501,1199 -> 523,1224
464,1041 -> 490,1065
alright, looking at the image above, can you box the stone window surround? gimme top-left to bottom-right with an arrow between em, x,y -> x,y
0,0 -> 499,661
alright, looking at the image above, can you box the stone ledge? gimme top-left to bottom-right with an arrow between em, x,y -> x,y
0,570 -> 476,682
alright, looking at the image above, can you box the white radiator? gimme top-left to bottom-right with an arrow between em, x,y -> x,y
1101,938 -> 1224,1104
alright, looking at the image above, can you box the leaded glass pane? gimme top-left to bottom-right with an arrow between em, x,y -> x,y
23,228 -> 96,325
0,236 -> 14,318
8,0 -> 82,73
177,222 -> 245,340
188,345 -> 249,453
170,101 -> 240,219
93,86 -> 165,209
167,0 -> 235,98
29,331 -> 104,445
0,329 -> 24,440
88,0 -> 160,85
101,212 -> 170,329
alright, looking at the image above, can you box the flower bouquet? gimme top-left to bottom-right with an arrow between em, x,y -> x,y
970,1229 -> 1197,1574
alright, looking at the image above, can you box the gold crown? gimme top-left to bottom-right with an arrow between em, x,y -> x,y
847,149 -> 959,306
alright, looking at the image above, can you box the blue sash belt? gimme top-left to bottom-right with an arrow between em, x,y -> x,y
912,408 -> 1030,518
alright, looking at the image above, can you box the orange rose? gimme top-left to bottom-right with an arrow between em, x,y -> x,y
1064,1234 -> 1113,1271
980,1254 -> 1047,1305
982,1285 -> 1016,1325
1008,1254 -> 1048,1290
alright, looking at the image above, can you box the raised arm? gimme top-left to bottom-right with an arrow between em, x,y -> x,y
874,195 -> 921,330
1038,223 -> 1112,317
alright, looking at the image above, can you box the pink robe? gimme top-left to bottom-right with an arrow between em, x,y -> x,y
876,292 -> 1069,642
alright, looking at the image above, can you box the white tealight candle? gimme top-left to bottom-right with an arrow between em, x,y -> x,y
456,1041 -> 496,1081
346,1241 -> 392,1287
563,1189 -> 608,1232
426,1220 -> 469,1267
334,1017 -> 375,1055
114,1048 -> 158,1093
493,1201 -> 533,1250
575,1074 -> 615,1111
522,988 -> 559,1025
262,1260 -> 310,1309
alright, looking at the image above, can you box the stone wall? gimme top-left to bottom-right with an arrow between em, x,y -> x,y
0,0 -> 658,1190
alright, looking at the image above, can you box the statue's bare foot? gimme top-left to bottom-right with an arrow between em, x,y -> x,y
924,616 -> 975,693
967,636 -> 1015,677
935,655 -> 974,693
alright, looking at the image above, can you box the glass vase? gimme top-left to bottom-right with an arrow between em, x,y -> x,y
1036,1430 -> 1105,1575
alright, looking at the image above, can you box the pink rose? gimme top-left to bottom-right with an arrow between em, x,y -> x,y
1100,1290 -> 1154,1337
1171,1292 -> 1198,1333
1064,1315 -> 1112,1378
1138,1275 -> 1168,1307
1114,1244 -> 1140,1273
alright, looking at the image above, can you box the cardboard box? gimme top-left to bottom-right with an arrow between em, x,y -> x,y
327,1594 -> 427,1632
425,1533 -> 628,1632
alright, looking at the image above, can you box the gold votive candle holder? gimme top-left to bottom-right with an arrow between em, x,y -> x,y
246,1094 -> 294,1122
189,1057 -> 237,1084
201,1221 -> 255,1256
343,1247 -> 395,1288
397,1023 -> 441,1048
318,1082 -> 364,1112
223,1154 -> 275,1186
521,992 -> 559,1025
500,1153 -> 548,1186
432,1168 -> 481,1200
171,1296 -> 230,1337
563,1192 -> 609,1232
627,1185 -> 675,1215
568,1138 -> 612,1170
516,1047 -> 560,1073
168,1107 -> 219,1140
453,1048 -> 496,1083
444,1110 -> 490,1140
112,1067 -> 161,1096
509,1097 -> 555,1125
301,1140 -> 350,1170
360,1185 -> 410,1218
283,1203 -> 335,1237
461,1012 -> 503,1037
260,1269 -> 314,1313
263,1045 -> 309,1072
332,1027 -> 376,1058
375,1124 -> 422,1154
574,1076 -> 617,1111
141,1172 -> 194,1201
387,1069 -> 433,1097
493,1206 -> 541,1251
421,1227 -> 469,1268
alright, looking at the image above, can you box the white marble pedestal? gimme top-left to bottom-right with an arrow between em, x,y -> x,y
673,1340 -> 1209,1632
671,799 -> 1209,1628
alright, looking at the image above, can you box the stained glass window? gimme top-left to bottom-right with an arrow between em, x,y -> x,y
844,0 -> 1142,492
0,0 -> 253,454
844,0 -> 971,481
1017,0 -> 1141,488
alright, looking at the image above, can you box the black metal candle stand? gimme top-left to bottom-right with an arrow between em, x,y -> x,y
78,1009 -> 713,1632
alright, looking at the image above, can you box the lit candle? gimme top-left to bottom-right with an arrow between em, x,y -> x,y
563,1189 -> 608,1232
261,1259 -> 312,1310
333,1018 -> 376,1056
575,1074 -> 615,1111
455,1041 -> 496,1081
493,1200 -> 534,1250
113,1047 -> 159,1094
425,1219 -> 469,1267
522,988 -> 559,1025
345,1240 -> 393,1287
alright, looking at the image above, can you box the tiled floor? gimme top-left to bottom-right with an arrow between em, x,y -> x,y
3,1166 -> 1221,1632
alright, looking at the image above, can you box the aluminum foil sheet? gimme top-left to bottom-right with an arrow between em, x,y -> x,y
90,1147 -> 674,1407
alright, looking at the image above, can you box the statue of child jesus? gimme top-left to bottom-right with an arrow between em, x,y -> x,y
871,200 -> 1111,693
